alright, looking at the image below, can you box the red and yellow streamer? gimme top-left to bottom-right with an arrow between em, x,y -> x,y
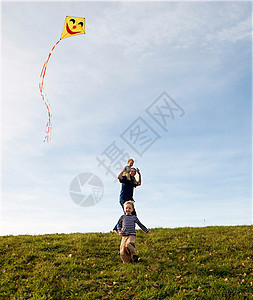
39,40 -> 60,143
39,16 -> 85,143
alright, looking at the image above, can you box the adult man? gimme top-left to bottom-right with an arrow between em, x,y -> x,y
113,167 -> 141,232
117,167 -> 141,215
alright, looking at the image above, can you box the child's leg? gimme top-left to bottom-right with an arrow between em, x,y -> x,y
126,235 -> 137,257
120,236 -> 132,263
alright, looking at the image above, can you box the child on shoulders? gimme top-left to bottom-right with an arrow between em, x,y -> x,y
124,158 -> 134,174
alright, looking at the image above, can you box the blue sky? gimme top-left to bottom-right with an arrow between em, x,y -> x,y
1,1 -> 252,235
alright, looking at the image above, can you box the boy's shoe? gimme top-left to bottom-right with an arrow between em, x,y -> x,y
132,255 -> 139,263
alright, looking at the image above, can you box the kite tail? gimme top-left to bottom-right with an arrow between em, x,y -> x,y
39,39 -> 61,143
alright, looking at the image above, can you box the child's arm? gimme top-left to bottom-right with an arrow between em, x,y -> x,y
135,217 -> 149,233
116,215 -> 123,234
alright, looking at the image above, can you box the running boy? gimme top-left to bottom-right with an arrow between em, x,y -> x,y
117,201 -> 151,263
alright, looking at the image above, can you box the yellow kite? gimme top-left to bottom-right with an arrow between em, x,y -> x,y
39,16 -> 85,143
61,16 -> 85,39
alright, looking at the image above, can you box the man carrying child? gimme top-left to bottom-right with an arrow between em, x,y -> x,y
118,166 -> 141,215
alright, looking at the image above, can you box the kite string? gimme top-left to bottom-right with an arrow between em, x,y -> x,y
39,39 -> 61,143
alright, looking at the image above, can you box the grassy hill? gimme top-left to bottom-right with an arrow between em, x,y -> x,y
1,226 -> 252,299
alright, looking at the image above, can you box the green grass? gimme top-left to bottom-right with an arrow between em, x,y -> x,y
1,226 -> 253,299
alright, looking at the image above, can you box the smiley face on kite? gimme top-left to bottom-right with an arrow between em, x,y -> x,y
61,16 -> 85,40
66,18 -> 84,35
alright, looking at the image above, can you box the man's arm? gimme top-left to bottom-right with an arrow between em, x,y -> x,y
137,169 -> 141,186
118,167 -> 127,180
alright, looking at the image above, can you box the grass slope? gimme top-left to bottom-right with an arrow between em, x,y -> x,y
1,226 -> 253,299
